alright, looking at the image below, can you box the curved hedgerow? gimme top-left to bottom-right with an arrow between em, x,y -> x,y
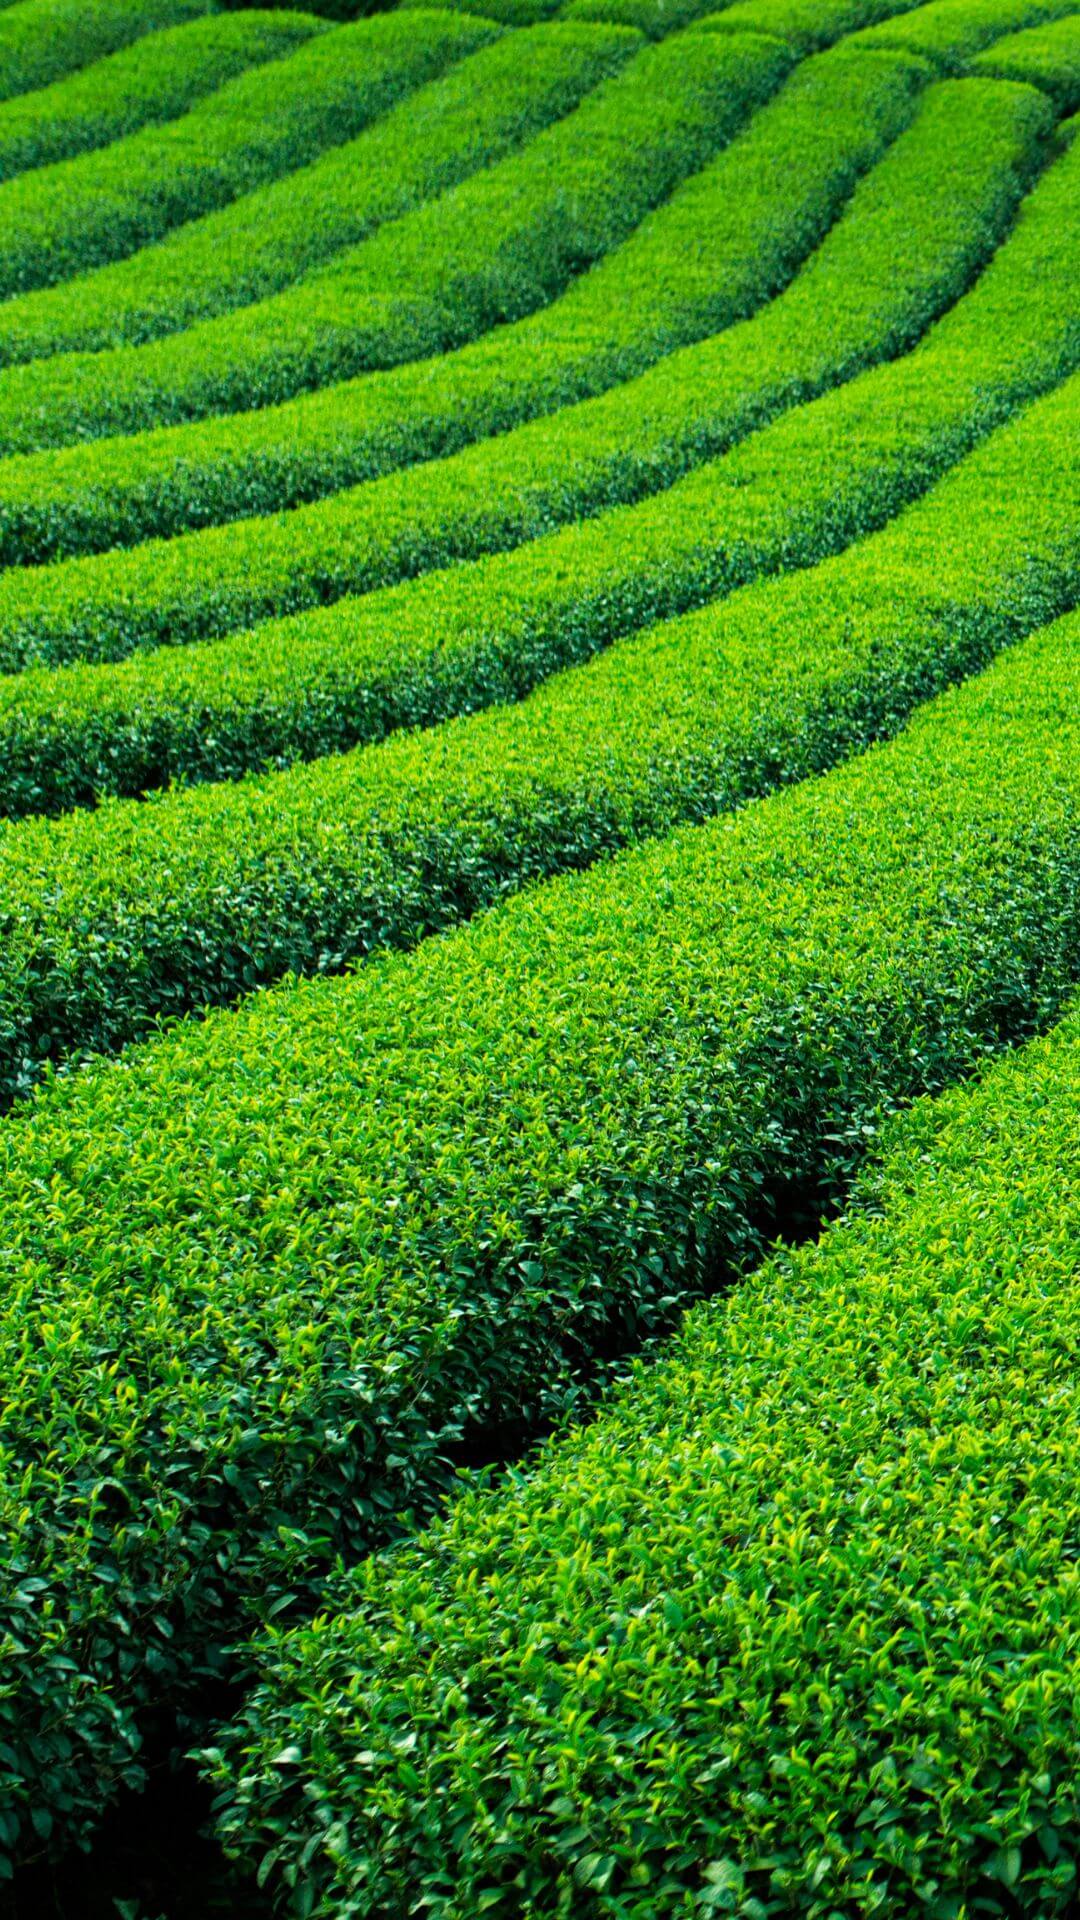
2,156 -> 1078,820
0,11 -> 327,184
566,0 -> 916,41
0,72 -> 1048,643
0,17 -> 713,367
0,8 -> 498,299
396,0 -> 556,20
0,350 -> 1078,1103
696,0 -> 932,50
0,0 -> 1075,1904
847,0 -> 1079,67
209,960 -> 1080,1919
0,37 -> 916,552
974,11 -> 1080,109
586,0 -> 1071,41
0,0 -> 216,104
396,0 -> 570,24
3,564 -> 1080,1872
0,24 -> 788,453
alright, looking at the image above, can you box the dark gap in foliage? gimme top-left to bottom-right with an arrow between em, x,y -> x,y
2,1699 -> 269,1920
219,1 -> 398,19
447,1167 -> 835,1477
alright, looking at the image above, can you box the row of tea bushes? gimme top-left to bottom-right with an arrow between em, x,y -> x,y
0,37 -> 910,548
846,0 -> 1078,67
693,0 -> 923,44
408,0 -> 560,23
0,10 -> 324,182
0,0 -> 216,103
0,69 -> 1045,634
2,164 -> 1078,818
0,7 -> 483,297
0,356 -> 1078,1101
0,16 -> 690,364
583,0 -> 1070,46
6,576 -> 1080,1871
553,0 -> 919,40
974,9 -> 1080,108
0,25 -> 787,449
210,863 -> 1080,1918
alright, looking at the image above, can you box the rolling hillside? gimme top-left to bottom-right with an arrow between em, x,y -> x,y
0,0 -> 1078,1914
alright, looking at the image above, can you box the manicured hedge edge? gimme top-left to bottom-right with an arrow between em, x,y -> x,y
3,544 -> 1080,1868
397,0 -> 559,23
0,9 -> 490,299
974,12 -> 1080,111
848,0 -> 1079,69
0,17 -> 693,370
566,0 -> 914,44
559,0 -> 731,36
0,12 -> 326,184
0,0 -> 215,104
0,38 -> 918,557
0,24 -> 781,453
0,72 -> 1045,645
695,0 -> 925,52
2,136 -> 1078,819
210,914 -> 1080,1920
1,350 -> 1079,1104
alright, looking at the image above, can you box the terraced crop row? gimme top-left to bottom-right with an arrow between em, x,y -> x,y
0,24 -> 789,452
0,335 -> 1076,1101
976,7 -> 1080,105
0,367 -> 1079,1872
3,90 -> 1076,822
210,874 -> 1080,1917
450,0 -> 918,39
0,0 -> 1061,462
0,8 -> 490,299
0,0 -> 217,104
0,3 -> 1066,562
0,73 -> 1073,1105
0,0 -> 1078,1907
0,10 -> 325,182
0,35 -> 906,555
0,68 -> 1049,647
845,0 -> 1079,64
0,15 -> 680,366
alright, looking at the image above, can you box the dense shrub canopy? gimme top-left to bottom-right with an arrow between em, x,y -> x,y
0,0 -> 1078,1909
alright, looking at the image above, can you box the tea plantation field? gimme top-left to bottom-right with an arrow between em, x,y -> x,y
1,0 -> 1080,1913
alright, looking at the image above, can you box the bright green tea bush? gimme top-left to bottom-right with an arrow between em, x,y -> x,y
3,130 -> 1078,819
0,36 -> 915,548
974,10 -> 1080,108
399,0 -> 558,22
210,945 -> 1080,1918
0,11 -> 325,182
0,8 -> 491,297
569,0 -> 916,43
0,71 -> 1045,637
0,332 -> 1078,1102
0,17 -> 696,366
2,524 -> 1080,1869
0,0 -> 216,104
848,0 -> 1078,66
560,0 -> 738,35
696,0 -> 932,50
0,24 -> 784,450
0,0 -> 1076,1904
